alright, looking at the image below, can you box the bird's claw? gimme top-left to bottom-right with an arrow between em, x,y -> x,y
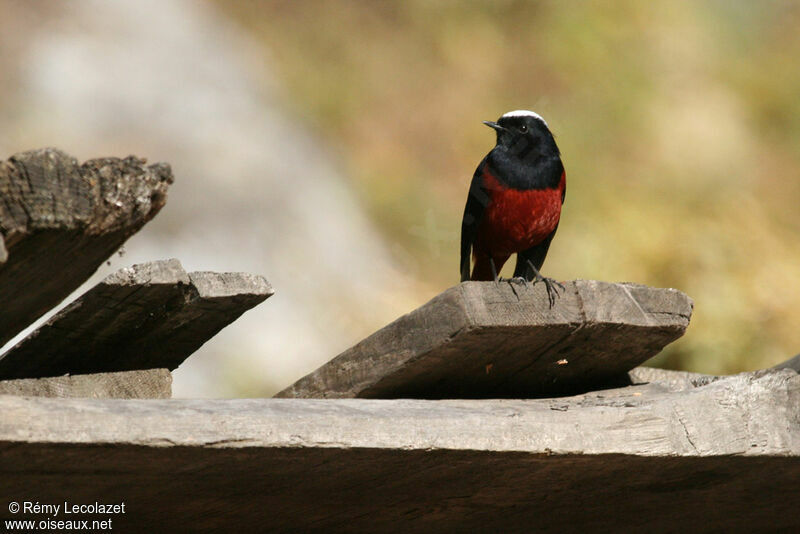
533,276 -> 563,308
498,276 -> 528,286
497,276 -> 528,298
508,276 -> 530,288
498,274 -> 562,307
523,259 -> 563,308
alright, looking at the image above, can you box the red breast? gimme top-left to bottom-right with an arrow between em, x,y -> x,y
474,168 -> 565,256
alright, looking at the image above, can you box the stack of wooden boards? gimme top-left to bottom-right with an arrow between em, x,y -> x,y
0,148 -> 273,397
2,148 -> 798,532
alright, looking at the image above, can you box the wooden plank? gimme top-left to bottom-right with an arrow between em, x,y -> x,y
0,369 -> 171,398
0,148 -> 173,346
627,366 -> 722,391
0,259 -> 273,379
0,370 -> 797,532
772,353 -> 800,373
276,280 -> 693,399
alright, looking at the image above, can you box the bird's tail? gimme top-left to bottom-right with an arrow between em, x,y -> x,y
470,253 -> 509,282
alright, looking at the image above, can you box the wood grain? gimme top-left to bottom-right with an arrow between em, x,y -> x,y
277,280 -> 693,399
1,369 -> 797,533
0,259 -> 273,379
0,148 -> 173,346
0,369 -> 171,398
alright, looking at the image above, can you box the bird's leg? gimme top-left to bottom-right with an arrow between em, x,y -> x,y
526,259 -> 565,307
490,257 -> 499,287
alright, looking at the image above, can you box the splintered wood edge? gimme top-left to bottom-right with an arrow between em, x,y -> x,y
189,271 -> 275,300
0,148 -> 174,346
102,258 -> 189,285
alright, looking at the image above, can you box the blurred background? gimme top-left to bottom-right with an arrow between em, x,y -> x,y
1,0 -> 798,397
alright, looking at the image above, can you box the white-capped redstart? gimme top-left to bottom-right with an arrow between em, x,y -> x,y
460,110 -> 565,306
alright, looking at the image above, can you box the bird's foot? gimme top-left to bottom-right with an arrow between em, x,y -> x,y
506,276 -> 530,288
524,259 -> 565,308
498,276 -> 527,283
533,275 -> 565,308
498,276 -> 527,299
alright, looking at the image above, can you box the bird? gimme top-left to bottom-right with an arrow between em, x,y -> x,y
459,110 -> 566,306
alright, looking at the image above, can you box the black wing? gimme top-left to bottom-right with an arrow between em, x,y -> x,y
460,157 -> 491,281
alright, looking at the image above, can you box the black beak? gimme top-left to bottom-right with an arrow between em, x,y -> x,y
483,120 -> 506,132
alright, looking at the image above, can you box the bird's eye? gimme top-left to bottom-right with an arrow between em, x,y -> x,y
519,125 -> 528,133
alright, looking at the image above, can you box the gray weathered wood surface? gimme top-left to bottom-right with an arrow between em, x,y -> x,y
773,353 -> 800,372
1,369 -> 797,532
0,148 -> 173,347
627,366 -> 723,391
0,259 -> 273,379
0,369 -> 171,398
277,280 -> 693,399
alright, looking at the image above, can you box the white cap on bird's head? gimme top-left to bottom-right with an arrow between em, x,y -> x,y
500,109 -> 548,127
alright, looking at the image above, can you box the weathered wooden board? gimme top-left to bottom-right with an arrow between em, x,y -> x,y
0,259 -> 273,379
1,370 -> 797,532
627,366 -> 723,391
0,148 -> 173,346
0,369 -> 171,398
277,280 -> 693,399
773,353 -> 800,373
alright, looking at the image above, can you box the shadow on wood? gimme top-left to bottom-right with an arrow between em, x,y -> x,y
0,259 -> 273,379
1,369 -> 797,533
0,148 -> 173,347
277,280 -> 693,399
